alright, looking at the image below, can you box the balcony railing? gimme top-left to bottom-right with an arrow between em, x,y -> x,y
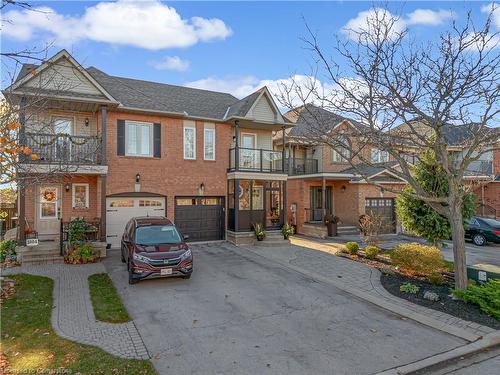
285,158 -> 320,175
24,133 -> 102,165
229,147 -> 284,173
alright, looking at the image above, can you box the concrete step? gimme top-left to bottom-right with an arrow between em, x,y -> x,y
337,225 -> 360,235
22,256 -> 64,265
257,239 -> 290,247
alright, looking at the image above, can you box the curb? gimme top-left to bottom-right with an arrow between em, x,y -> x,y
374,331 -> 500,374
241,246 -> 483,342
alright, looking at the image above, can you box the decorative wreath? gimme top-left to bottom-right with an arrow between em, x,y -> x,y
42,190 -> 56,202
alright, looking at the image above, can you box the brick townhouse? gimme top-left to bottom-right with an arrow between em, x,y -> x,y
274,105 -> 500,238
4,49 -> 292,247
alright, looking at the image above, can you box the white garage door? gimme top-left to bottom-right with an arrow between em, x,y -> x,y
106,197 -> 166,248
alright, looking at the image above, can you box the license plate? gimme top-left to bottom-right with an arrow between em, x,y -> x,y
161,268 -> 173,276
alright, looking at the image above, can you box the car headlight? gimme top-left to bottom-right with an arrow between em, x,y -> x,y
180,249 -> 192,261
133,253 -> 150,263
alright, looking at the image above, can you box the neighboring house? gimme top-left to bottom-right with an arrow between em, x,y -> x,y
4,49 -> 291,247
275,105 -> 499,238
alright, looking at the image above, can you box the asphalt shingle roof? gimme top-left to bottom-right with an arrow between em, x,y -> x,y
340,161 -> 400,177
225,89 -> 263,118
86,67 -> 240,120
285,104 -> 365,137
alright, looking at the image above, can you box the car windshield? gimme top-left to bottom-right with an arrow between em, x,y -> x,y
478,218 -> 500,227
135,225 -> 182,245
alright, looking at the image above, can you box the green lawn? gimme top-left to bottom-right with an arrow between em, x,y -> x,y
88,273 -> 131,323
1,274 -> 156,375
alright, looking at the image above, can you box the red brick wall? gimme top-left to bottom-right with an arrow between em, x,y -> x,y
24,175 -> 99,227
104,111 -> 233,219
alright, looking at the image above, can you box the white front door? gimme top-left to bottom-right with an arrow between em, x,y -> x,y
106,197 -> 166,248
36,185 -> 61,240
241,133 -> 257,169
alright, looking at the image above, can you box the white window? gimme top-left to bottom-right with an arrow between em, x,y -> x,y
332,136 -> 350,162
72,183 -> 89,209
204,127 -> 215,160
184,124 -> 196,160
125,121 -> 153,157
40,187 -> 58,219
371,148 -> 389,163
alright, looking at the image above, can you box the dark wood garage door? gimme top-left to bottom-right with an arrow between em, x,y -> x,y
365,198 -> 396,234
174,197 -> 225,242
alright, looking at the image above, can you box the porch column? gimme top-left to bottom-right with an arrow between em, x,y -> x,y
234,178 -> 239,231
321,177 -> 326,217
100,106 -> 107,164
234,120 -> 240,171
283,181 -> 287,225
282,126 -> 286,172
100,175 -> 107,242
18,96 -> 26,245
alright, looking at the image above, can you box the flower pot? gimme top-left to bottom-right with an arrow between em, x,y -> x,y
326,222 -> 338,237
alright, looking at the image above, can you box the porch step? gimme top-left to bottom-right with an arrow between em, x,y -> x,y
256,230 -> 290,247
337,225 -> 360,235
21,255 -> 64,265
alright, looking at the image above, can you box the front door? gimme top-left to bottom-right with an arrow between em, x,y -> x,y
36,185 -> 61,240
54,117 -> 72,162
241,133 -> 257,169
310,187 -> 332,222
265,185 -> 282,229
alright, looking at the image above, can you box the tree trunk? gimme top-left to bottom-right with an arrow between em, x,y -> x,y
449,203 -> 468,289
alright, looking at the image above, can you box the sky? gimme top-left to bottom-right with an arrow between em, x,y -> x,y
1,1 -> 498,100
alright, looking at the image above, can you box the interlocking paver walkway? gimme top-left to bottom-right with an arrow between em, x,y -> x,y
242,238 -> 495,341
2,263 -> 149,359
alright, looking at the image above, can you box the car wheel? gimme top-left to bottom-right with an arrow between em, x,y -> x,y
473,234 -> 486,246
182,274 -> 192,280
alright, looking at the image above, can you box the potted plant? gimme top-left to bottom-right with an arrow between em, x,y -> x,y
281,222 -> 294,240
324,214 -> 340,237
253,223 -> 266,241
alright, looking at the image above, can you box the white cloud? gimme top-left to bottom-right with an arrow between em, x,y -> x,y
341,8 -> 406,42
1,0 -> 232,50
151,56 -> 190,71
481,3 -> 500,29
406,9 -> 454,26
341,8 -> 455,41
185,76 -> 261,98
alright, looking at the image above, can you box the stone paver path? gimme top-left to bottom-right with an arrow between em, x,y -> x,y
2,263 -> 149,359
244,238 -> 495,341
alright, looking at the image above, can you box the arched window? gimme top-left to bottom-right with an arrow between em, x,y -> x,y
332,135 -> 351,162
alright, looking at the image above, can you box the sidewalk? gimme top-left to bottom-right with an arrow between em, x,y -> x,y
2,263 -> 149,359
243,236 -> 495,341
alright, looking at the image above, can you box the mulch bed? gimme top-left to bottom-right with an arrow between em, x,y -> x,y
380,273 -> 500,330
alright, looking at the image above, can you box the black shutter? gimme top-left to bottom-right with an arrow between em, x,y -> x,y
117,120 -> 125,156
153,123 -> 161,158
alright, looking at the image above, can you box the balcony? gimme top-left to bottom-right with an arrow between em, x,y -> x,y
285,158 -> 320,175
229,147 -> 284,173
24,133 -> 102,165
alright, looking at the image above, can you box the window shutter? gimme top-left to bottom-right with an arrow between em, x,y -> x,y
117,120 -> 125,156
153,123 -> 161,158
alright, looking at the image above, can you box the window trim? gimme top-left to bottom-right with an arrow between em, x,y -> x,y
52,116 -> 74,135
183,124 -> 197,160
72,183 -> 89,209
125,120 -> 154,157
204,126 -> 216,160
39,186 -> 59,219
241,132 -> 257,149
371,148 -> 389,163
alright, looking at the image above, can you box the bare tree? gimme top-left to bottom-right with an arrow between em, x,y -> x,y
278,6 -> 500,289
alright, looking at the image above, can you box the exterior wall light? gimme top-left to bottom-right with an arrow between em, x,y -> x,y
135,173 -> 140,183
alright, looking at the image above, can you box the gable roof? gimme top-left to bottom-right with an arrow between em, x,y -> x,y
86,67 -> 239,120
284,104 -> 363,137
6,49 -> 117,103
225,90 -> 262,118
340,161 -> 402,180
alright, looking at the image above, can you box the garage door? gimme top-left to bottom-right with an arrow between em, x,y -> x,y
174,197 -> 224,242
365,198 -> 396,234
106,197 -> 166,248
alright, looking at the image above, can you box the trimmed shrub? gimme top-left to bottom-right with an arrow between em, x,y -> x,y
453,280 -> 500,319
344,241 -> 359,255
400,282 -> 420,294
428,272 -> 445,285
364,245 -> 379,259
390,243 -> 445,276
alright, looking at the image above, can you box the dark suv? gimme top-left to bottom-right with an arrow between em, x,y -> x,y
121,216 -> 193,284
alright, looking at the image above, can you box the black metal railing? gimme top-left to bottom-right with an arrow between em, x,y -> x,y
24,133 -> 102,165
476,204 -> 499,219
285,158 -> 320,175
229,147 -> 284,172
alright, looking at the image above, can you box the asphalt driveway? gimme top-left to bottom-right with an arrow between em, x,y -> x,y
104,242 -> 465,375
